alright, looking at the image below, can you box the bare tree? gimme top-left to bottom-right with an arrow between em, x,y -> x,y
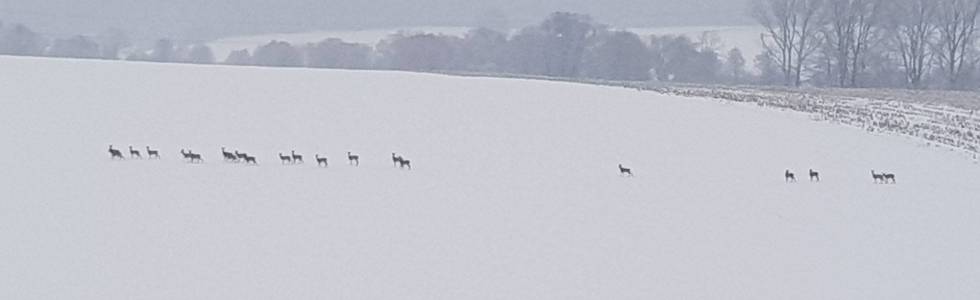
253,41 -> 303,67
150,39 -> 177,62
47,35 -> 101,59
753,0 -> 825,86
582,30 -> 652,81
184,44 -> 215,64
934,0 -> 980,89
304,38 -> 372,70
824,0 -> 855,87
0,24 -> 45,56
890,0 -> 937,89
539,12 -> 599,77
847,0 -> 883,87
224,49 -> 253,65
726,48 -> 747,83
822,0 -> 883,87
96,28 -> 130,60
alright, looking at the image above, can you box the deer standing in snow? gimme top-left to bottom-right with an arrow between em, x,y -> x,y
291,150 -> 303,164
883,172 -> 896,184
871,170 -> 885,184
221,147 -> 237,161
128,146 -> 142,159
146,146 -> 160,159
347,152 -> 360,166
392,153 -> 403,167
109,145 -> 124,159
619,164 -> 633,177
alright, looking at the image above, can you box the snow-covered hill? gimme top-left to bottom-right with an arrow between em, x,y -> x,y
1,56 -> 979,299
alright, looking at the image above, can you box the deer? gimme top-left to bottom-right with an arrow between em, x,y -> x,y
279,153 -> 292,164
809,169 -> 820,182
399,159 -> 411,170
108,145 -> 124,159
185,150 -> 203,163
244,155 -> 257,164
316,154 -> 328,167
392,153 -> 403,167
146,146 -> 160,159
128,146 -> 142,159
235,151 -> 248,161
221,147 -> 237,162
785,170 -> 796,182
291,150 -> 304,164
883,172 -> 896,184
619,164 -> 633,177
347,152 -> 360,166
871,170 -> 885,184
180,149 -> 193,160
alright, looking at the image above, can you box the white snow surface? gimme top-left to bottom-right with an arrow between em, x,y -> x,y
1,56 -> 979,299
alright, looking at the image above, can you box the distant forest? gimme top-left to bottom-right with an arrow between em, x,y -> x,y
1,0 -> 979,91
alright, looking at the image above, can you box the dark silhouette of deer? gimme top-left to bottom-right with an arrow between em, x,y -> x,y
399,159 -> 411,170
185,150 -> 203,163
347,152 -> 360,166
883,172 -> 896,184
785,170 -> 796,182
279,153 -> 292,164
180,149 -> 193,160
221,147 -> 237,161
146,146 -> 160,159
244,155 -> 257,164
128,146 -> 142,159
392,153 -> 403,167
809,169 -> 820,182
291,150 -> 303,164
316,154 -> 328,167
180,149 -> 202,163
108,145 -> 124,159
235,151 -> 248,160
619,164 -> 633,177
871,170 -> 885,184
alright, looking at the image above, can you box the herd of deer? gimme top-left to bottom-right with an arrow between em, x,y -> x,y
108,145 -> 412,170
112,146 -> 896,183
108,145 -> 161,160
617,164 -> 898,184
783,169 -> 897,184
783,169 -> 821,183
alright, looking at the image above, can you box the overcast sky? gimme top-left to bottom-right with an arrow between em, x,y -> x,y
0,0 -> 751,42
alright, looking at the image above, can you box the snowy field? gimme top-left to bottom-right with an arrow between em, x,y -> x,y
1,56 -> 979,299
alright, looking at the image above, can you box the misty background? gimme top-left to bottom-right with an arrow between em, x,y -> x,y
0,0 -> 751,41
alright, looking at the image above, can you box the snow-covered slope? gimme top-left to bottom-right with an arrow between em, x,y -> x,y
1,56 -> 978,299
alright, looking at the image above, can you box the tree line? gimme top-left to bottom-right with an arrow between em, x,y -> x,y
2,3 -> 979,91
753,0 -> 980,90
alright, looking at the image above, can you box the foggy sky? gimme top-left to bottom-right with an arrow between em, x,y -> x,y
0,0 -> 751,42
